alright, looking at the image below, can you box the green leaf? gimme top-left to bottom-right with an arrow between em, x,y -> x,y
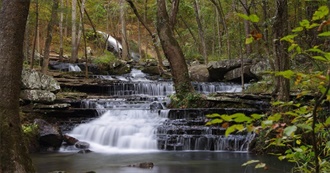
325,117 -> 330,125
296,46 -> 302,54
233,114 -> 252,123
245,36 -> 254,44
221,114 -> 233,121
237,13 -> 250,20
275,70 -> 295,79
225,124 -> 244,137
326,141 -> 330,148
307,47 -> 324,54
268,113 -> 281,121
299,20 -> 310,28
225,125 -> 237,137
249,14 -> 260,22
262,120 -> 273,128
296,123 -> 312,131
281,34 -> 297,42
206,118 -> 223,125
325,53 -> 330,60
206,113 -> 221,118
318,31 -> 330,37
251,113 -> 263,120
255,162 -> 266,169
312,6 -> 329,21
312,56 -> 327,61
242,160 -> 260,166
292,26 -> 303,32
288,44 -> 297,52
293,147 -> 303,152
306,23 -> 320,29
278,155 -> 286,161
283,126 -> 297,136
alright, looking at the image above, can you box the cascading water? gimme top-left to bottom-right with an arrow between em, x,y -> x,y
66,69 -> 253,153
69,109 -> 167,152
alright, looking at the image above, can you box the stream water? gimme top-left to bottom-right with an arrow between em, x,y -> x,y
31,68 -> 293,172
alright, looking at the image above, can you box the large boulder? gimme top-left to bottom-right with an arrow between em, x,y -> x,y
21,69 -> 61,92
207,59 -> 252,81
224,65 -> 258,83
20,90 -> 56,103
250,59 -> 272,79
108,60 -> 131,75
189,64 -> 209,82
34,119 -> 63,150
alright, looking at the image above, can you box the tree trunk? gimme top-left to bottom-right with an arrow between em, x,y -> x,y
31,0 -> 38,69
71,0 -> 78,62
273,0 -> 290,101
126,0 -> 165,72
210,0 -> 231,59
193,0 -> 208,64
59,0 -> 64,61
242,0 -> 251,55
120,0 -> 129,60
75,0 -> 85,60
77,0 -> 88,78
0,0 -> 35,172
42,0 -> 59,74
156,0 -> 194,99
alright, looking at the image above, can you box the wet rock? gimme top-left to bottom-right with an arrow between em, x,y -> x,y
33,103 -> 71,109
63,134 -> 78,145
141,66 -> 161,75
75,141 -> 90,149
34,119 -> 63,150
78,149 -> 92,154
139,162 -> 154,169
129,162 -> 154,169
20,90 -> 56,103
149,101 -> 164,110
189,64 -> 209,82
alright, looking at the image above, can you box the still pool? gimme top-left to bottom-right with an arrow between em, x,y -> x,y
31,151 -> 293,173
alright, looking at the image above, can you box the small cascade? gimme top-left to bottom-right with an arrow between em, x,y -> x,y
68,64 -> 81,72
69,109 -> 167,152
49,61 -> 81,72
97,31 -> 122,53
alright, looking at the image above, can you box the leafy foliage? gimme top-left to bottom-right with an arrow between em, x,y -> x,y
207,6 -> 330,173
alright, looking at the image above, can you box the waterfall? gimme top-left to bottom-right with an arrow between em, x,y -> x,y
66,69 -> 255,153
69,109 -> 167,152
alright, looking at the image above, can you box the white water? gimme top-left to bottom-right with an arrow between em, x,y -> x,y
68,109 -> 167,153
97,31 -> 122,53
68,64 -> 81,72
66,69 -> 249,153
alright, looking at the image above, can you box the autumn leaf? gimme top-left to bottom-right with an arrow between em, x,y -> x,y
317,19 -> 330,32
251,30 -> 262,40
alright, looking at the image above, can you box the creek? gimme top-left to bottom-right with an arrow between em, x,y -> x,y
31,68 -> 292,172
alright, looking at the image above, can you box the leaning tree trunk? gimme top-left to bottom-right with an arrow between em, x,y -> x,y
156,0 -> 194,99
42,0 -> 59,74
0,0 -> 35,172
126,0 -> 165,73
